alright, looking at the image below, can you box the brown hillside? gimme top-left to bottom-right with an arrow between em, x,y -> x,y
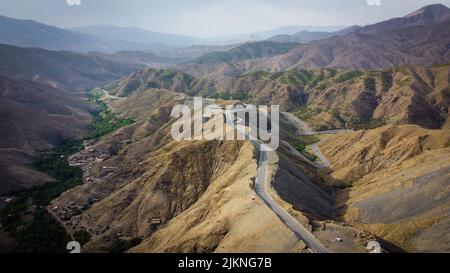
304,65 -> 450,130
0,76 -> 94,194
106,65 -> 450,130
318,125 -> 450,252
51,92 -> 305,252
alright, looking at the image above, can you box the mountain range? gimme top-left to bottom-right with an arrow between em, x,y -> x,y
0,4 -> 449,253
104,62 -> 450,130
0,15 -> 208,53
206,25 -> 346,45
69,25 -> 206,49
0,44 -> 142,91
0,14 -> 346,54
177,4 -> 450,77
268,4 -> 450,43
0,15 -> 158,53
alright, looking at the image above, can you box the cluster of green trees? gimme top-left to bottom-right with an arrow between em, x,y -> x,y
87,89 -> 135,140
107,237 -> 142,253
73,230 -> 92,246
0,140 -> 83,252
13,210 -> 71,253
0,89 -> 137,252
295,106 -> 314,121
335,71 -> 364,83
352,118 -> 387,130
292,135 -> 319,162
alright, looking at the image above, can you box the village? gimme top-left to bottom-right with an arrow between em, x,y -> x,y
47,138 -> 164,242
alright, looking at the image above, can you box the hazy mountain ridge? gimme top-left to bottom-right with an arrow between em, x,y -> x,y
69,25 -> 205,48
356,3 -> 450,34
208,25 -> 346,45
179,4 -> 450,74
0,15 -> 168,53
189,41 -> 298,66
267,31 -> 334,43
184,20 -> 450,76
266,4 -> 450,43
0,75 -> 94,194
0,44 -> 143,91
0,43 -> 146,194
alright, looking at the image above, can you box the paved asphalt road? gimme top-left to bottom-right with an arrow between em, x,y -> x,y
221,105 -> 331,253
253,142 -> 330,253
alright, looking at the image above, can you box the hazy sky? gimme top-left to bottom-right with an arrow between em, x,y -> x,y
0,0 -> 449,37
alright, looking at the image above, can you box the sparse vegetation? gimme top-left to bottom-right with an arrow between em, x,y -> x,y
380,72 -> 393,91
292,135 -> 319,162
0,89 -> 133,252
294,143 -> 307,152
249,178 -> 255,190
123,79 -> 141,95
73,230 -> 92,246
210,91 -> 250,102
294,105 -> 314,121
13,209 -> 71,253
335,71 -> 364,83
0,140 -> 84,252
107,237 -> 143,253
396,78 -> 412,87
86,89 -> 136,140
352,118 -> 387,130
278,70 -> 315,86
330,109 -> 347,125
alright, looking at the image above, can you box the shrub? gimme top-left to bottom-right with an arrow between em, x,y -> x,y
74,230 -> 92,246
107,237 -> 143,253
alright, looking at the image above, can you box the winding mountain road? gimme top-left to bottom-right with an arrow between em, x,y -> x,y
253,142 -> 330,253
219,105 -> 330,253
283,112 -> 352,168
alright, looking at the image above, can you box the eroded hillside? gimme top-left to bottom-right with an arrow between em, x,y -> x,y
318,125 -> 450,252
104,65 -> 450,130
50,91 -> 309,252
0,76 -> 94,194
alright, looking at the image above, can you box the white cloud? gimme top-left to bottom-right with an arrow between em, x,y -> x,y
66,0 -> 81,6
367,0 -> 382,6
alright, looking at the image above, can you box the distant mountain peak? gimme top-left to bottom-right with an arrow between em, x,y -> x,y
405,4 -> 450,19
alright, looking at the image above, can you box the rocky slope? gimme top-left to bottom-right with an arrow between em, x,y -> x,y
0,44 -> 142,92
105,68 -> 318,110
357,4 -> 450,34
302,65 -> 450,130
0,76 -> 94,194
177,5 -> 450,77
189,41 -> 298,66
267,31 -> 333,43
49,72 -> 450,252
105,64 -> 450,130
318,125 -> 450,252
69,25 -> 204,49
0,43 -> 143,194
50,91 -> 310,252
243,20 -> 450,72
129,141 -> 305,253
105,68 -> 196,97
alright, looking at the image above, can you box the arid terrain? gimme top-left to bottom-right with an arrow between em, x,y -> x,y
318,125 -> 450,252
0,3 -> 449,253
